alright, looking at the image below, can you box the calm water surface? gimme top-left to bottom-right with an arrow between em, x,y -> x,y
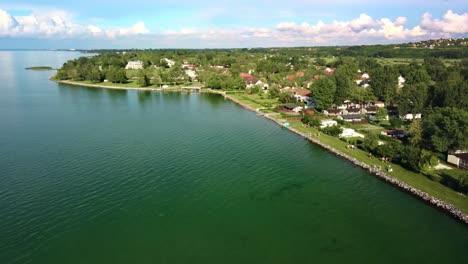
0,51 -> 467,264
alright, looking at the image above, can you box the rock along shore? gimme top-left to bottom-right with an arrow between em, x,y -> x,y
53,81 -> 468,224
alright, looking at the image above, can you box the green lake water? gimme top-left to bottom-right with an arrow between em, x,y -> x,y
0,51 -> 467,264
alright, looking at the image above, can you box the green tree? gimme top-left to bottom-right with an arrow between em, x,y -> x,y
369,65 -> 398,103
375,107 -> 388,121
137,70 -> 150,87
312,77 -> 336,110
422,107 -> 468,152
408,119 -> 423,147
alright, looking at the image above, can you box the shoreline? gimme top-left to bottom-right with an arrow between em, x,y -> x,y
54,79 -> 468,224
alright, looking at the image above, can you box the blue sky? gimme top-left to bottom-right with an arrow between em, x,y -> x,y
0,0 -> 467,48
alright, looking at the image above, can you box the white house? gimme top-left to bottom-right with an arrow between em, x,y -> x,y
162,58 -> 175,68
403,113 -> 422,120
320,120 -> 338,129
293,89 -> 315,108
125,60 -> 144,70
447,151 -> 468,170
339,128 -> 365,138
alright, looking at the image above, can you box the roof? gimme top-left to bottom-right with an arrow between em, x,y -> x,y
326,109 -> 341,114
240,73 -> 260,84
454,153 -> 468,161
347,108 -> 361,113
342,114 -> 362,119
365,107 -> 378,112
283,104 -> 299,110
295,88 -> 312,96
373,100 -> 385,104
324,67 -> 336,75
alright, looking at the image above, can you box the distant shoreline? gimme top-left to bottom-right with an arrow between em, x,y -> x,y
53,79 -> 468,224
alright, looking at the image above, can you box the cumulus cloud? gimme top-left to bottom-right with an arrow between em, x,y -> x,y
0,8 -> 149,39
0,8 -> 467,47
421,10 -> 468,34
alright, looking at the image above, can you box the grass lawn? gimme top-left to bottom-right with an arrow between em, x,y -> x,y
287,120 -> 468,214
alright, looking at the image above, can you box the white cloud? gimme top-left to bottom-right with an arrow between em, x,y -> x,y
0,8 -> 149,39
421,10 -> 468,34
349,13 -> 376,31
0,8 -> 467,47
0,9 -> 19,34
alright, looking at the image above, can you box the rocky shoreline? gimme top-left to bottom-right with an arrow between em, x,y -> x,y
221,92 -> 468,225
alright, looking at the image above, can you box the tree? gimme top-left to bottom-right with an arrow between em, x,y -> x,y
333,65 -> 357,104
278,92 -> 294,103
369,65 -> 399,103
320,125 -> 342,136
397,83 -> 428,115
268,85 -> 280,99
86,68 -> 102,83
389,117 -> 403,129
301,115 -> 321,127
312,77 -> 336,110
375,107 -> 388,121
137,70 -> 150,87
422,107 -> 468,152
408,119 -> 423,147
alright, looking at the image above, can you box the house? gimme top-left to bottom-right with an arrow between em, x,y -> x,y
303,109 -> 315,115
240,73 -> 268,89
343,108 -> 361,115
320,120 -> 338,128
185,69 -> 197,80
323,109 -> 342,117
125,60 -> 144,70
324,67 -> 336,75
363,107 -> 378,114
339,128 -> 365,138
162,58 -> 175,67
447,151 -> 468,170
372,101 -> 385,108
355,73 -> 370,86
340,114 -> 362,122
292,88 -> 315,108
403,113 -> 422,120
182,64 -> 197,70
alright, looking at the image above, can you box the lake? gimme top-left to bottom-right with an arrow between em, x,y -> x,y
0,51 -> 466,264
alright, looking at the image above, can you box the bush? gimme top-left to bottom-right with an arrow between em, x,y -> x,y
301,114 -> 321,127
320,125 -> 343,136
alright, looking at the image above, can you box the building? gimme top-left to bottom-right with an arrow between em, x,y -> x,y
125,60 -> 144,70
403,113 -> 422,120
372,101 -> 385,108
240,73 -> 268,90
340,114 -> 362,122
339,128 -> 365,138
324,67 -> 336,76
323,109 -> 342,117
447,151 -> 468,170
320,120 -> 338,128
